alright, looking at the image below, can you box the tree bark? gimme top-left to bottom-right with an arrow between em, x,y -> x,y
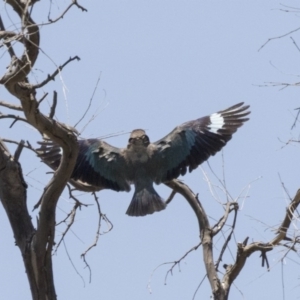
0,141 -> 39,298
0,1 -> 79,299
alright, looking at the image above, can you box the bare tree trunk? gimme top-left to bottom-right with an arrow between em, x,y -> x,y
0,1 -> 81,299
0,142 -> 40,298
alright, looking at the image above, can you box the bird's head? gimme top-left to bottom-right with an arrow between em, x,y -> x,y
128,129 -> 150,147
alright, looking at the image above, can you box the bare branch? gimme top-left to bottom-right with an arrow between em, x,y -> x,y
291,107 -> 300,130
215,204 -> 239,272
0,16 -> 16,58
192,274 -> 208,300
1,0 -> 40,84
62,240 -> 86,287
212,202 -> 238,236
0,101 -> 23,111
258,26 -> 300,51
14,139 -> 25,162
147,241 -> 202,294
290,36 -> 300,52
49,91 -> 57,119
32,56 -> 81,89
164,242 -> 202,284
164,179 -> 224,299
222,240 -> 273,293
257,81 -> 300,89
37,93 -> 48,105
0,112 -> 29,126
47,0 -> 87,24
271,189 -> 300,244
165,190 -> 177,204
81,192 -> 106,283
72,0 -> 88,12
74,73 -> 101,128
221,189 -> 300,294
54,201 -> 80,254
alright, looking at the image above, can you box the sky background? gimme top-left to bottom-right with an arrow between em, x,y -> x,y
1,1 -> 300,299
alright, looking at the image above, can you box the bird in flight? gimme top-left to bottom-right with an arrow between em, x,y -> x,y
37,102 -> 250,217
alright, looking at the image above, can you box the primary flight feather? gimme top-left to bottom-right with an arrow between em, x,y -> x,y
37,102 -> 250,217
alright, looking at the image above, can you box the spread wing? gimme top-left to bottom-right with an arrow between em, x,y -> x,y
151,102 -> 250,183
37,138 -> 130,192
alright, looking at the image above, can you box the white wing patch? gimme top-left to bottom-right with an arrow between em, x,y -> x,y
208,113 -> 224,134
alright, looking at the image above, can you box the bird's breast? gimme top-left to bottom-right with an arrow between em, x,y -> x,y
125,146 -> 151,164
130,151 -> 149,163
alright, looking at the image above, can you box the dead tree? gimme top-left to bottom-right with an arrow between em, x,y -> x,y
0,2 -> 300,300
0,1 -> 86,299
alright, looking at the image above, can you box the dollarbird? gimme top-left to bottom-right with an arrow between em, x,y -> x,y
37,102 -> 250,217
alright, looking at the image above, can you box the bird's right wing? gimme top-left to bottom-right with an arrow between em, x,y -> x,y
37,138 -> 131,192
151,102 -> 250,183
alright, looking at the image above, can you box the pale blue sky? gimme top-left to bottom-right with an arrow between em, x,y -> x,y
1,1 -> 300,299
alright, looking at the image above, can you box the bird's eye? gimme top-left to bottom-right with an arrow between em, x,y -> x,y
129,138 -> 133,143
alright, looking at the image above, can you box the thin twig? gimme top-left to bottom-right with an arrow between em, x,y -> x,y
281,259 -> 285,300
164,242 -> 202,284
260,250 -> 270,270
2,139 -> 34,152
32,56 -> 80,89
37,93 -> 48,105
257,81 -> 300,89
0,113 -> 28,126
62,240 -> 86,287
74,73 -> 102,128
215,204 -> 239,271
14,140 -> 25,162
192,274 -> 208,300
207,161 -> 234,202
258,26 -> 300,51
278,173 -> 292,201
0,101 -> 23,111
165,190 -> 177,204
290,36 -> 300,52
291,107 -> 300,130
0,16 -> 16,58
54,203 -> 79,253
47,0 -> 87,24
147,242 -> 201,293
53,186 -> 90,253
49,91 -> 57,119
54,198 -> 85,254
81,192 -> 107,283
212,202 -> 238,236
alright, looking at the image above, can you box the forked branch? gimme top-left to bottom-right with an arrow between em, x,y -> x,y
165,180 -> 224,299
165,181 -> 300,300
221,189 -> 300,297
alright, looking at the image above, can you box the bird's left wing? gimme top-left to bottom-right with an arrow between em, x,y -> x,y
151,102 -> 250,183
37,138 -> 131,192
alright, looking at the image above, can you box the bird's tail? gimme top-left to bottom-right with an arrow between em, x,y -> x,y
126,185 -> 166,217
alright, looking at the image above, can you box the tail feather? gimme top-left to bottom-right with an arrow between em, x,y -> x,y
126,187 -> 166,217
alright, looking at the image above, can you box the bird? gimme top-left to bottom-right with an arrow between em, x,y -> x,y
37,102 -> 250,217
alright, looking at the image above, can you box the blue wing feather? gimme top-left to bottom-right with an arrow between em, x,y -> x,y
72,139 -> 130,191
152,102 -> 250,183
37,138 -> 130,192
